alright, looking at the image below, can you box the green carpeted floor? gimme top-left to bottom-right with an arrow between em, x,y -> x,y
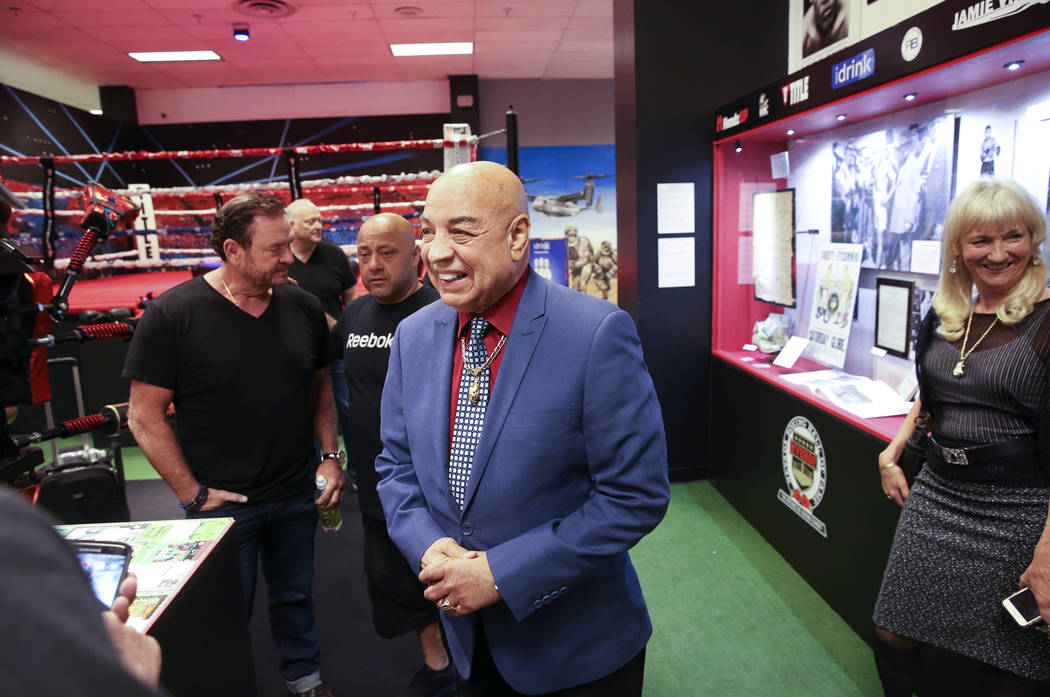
633,482 -> 881,697
108,441 -> 882,695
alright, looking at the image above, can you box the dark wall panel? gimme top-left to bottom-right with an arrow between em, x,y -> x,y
615,0 -> 788,480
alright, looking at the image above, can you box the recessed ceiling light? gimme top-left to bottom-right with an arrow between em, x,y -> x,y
89,109 -> 103,115
390,42 -> 473,57
129,50 -> 222,62
904,92 -> 917,101
233,25 -> 250,41
786,128 -> 795,136
1004,59 -> 1025,71
836,113 -> 847,121
394,6 -> 424,16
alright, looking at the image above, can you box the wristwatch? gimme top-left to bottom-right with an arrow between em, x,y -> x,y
320,449 -> 346,467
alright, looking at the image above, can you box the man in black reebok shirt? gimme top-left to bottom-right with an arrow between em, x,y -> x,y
124,192 -> 344,697
333,212 -> 449,697
286,198 -> 357,475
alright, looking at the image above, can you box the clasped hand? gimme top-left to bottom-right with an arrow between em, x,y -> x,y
419,537 -> 502,617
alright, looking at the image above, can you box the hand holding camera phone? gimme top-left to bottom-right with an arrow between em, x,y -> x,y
74,540 -> 133,608
1002,587 -> 1044,628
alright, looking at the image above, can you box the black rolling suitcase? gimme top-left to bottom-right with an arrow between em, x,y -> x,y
33,357 -> 129,524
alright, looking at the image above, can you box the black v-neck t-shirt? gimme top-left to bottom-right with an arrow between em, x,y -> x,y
123,276 -> 330,503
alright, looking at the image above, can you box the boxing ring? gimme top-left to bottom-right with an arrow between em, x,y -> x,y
0,122 -> 496,314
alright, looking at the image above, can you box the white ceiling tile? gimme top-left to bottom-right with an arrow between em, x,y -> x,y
376,17 -> 475,32
280,18 -> 382,36
573,0 -> 612,16
48,8 -> 174,27
476,16 -> 569,30
567,14 -> 612,30
279,4 -> 376,21
141,0 -> 232,8
561,28 -> 612,43
370,2 -> 475,18
475,1 -> 575,18
475,29 -> 562,43
28,0 -> 151,9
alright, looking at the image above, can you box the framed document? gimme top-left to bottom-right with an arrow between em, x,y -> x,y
875,277 -> 914,358
751,188 -> 796,307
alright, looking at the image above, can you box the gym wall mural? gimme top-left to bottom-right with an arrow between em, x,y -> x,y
483,143 -> 618,304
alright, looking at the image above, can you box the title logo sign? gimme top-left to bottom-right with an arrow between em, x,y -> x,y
832,49 -> 875,89
716,108 -> 749,133
952,0 -> 1047,30
781,76 -> 810,106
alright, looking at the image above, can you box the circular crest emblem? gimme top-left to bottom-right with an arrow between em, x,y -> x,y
901,27 -> 923,62
781,416 -> 827,510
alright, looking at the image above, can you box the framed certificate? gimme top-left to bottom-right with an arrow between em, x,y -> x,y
751,188 -> 796,307
875,277 -> 914,358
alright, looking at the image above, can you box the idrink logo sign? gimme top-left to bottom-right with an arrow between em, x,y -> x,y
832,49 -> 875,89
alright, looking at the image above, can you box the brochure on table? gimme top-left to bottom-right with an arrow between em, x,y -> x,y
57,518 -> 235,633
781,369 -> 912,419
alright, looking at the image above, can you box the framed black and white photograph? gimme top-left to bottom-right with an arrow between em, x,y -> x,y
875,277 -> 914,358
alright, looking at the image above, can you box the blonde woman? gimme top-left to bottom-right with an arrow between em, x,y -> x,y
874,177 -> 1050,695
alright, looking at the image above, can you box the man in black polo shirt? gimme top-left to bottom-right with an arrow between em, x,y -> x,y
287,198 -> 356,474
333,212 -> 449,697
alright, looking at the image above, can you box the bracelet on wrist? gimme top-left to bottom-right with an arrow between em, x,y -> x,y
181,483 -> 209,512
879,462 -> 899,471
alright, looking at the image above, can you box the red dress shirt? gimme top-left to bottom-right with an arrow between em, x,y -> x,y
448,269 -> 530,449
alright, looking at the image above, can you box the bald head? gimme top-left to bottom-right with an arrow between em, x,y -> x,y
420,161 -> 531,313
428,161 -> 530,222
357,213 -> 421,304
286,198 -> 323,245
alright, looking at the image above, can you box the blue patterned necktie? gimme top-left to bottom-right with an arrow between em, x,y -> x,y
449,316 -> 491,509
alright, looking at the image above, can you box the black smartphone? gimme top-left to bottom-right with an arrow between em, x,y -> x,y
1003,587 -> 1043,628
73,540 -> 133,608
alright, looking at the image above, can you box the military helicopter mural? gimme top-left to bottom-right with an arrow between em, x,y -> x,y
526,174 -> 613,217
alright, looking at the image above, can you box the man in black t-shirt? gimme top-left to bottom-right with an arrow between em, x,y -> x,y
124,193 -> 344,697
333,212 -> 450,697
287,198 -> 357,474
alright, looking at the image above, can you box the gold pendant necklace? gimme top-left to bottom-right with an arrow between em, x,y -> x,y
461,330 -> 507,404
953,305 -> 997,378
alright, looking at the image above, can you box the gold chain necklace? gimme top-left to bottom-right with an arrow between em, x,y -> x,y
221,275 -> 240,308
953,306 -> 998,378
460,330 -> 508,404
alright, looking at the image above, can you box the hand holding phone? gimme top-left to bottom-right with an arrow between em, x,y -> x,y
1003,587 -> 1044,628
74,540 -> 133,608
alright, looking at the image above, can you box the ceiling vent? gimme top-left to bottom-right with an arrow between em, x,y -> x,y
232,0 -> 298,19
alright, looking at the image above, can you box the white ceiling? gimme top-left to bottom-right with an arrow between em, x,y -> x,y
4,0 -> 614,91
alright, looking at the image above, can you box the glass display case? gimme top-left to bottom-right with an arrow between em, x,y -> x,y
706,12 -> 1050,650
712,28 -> 1050,441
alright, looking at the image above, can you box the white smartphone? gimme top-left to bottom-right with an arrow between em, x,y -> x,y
1003,587 -> 1043,628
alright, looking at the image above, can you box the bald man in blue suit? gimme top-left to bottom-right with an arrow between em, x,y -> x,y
375,161 -> 670,696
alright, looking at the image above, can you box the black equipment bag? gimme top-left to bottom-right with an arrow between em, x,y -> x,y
35,459 -> 129,524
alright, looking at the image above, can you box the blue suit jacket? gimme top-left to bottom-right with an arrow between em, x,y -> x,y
376,270 -> 670,694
